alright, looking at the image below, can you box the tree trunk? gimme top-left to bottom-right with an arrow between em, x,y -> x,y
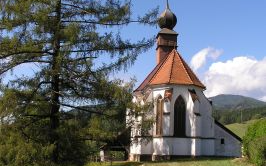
50,0 -> 61,163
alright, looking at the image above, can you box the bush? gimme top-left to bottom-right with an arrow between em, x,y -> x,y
243,119 -> 266,166
0,128 -> 57,166
248,136 -> 266,166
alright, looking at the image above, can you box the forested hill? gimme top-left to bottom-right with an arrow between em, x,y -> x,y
210,94 -> 266,124
209,94 -> 266,111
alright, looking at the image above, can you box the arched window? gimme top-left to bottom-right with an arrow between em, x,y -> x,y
174,95 -> 186,137
156,96 -> 163,135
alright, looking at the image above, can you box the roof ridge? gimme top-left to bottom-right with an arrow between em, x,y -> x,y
215,120 -> 242,142
176,52 -> 194,84
149,49 -> 175,84
168,50 -> 176,83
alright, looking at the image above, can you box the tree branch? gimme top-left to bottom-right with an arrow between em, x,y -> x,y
62,20 -> 141,26
0,50 -> 53,59
60,103 -> 110,117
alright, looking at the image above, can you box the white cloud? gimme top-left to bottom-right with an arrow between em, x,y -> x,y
190,47 -> 223,72
259,96 -> 266,102
204,56 -> 266,101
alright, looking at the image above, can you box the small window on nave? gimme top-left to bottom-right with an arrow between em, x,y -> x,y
221,138 -> 225,144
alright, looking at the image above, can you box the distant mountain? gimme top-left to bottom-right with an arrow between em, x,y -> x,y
209,94 -> 266,111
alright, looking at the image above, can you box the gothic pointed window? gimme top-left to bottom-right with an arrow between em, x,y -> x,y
174,95 -> 186,137
156,96 -> 163,135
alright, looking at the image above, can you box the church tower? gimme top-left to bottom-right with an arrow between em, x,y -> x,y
129,0 -> 242,161
156,0 -> 177,64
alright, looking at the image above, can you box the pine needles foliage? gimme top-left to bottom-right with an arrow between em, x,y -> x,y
0,0 -> 158,165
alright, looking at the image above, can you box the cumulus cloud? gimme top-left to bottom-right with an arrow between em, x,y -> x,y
190,47 -> 223,72
204,56 -> 266,100
259,96 -> 266,102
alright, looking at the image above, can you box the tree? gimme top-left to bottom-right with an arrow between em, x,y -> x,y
0,0 -> 158,165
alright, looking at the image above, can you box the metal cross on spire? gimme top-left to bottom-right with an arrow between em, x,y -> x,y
166,0 -> 170,9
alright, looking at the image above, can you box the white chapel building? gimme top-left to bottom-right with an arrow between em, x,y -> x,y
128,2 -> 242,161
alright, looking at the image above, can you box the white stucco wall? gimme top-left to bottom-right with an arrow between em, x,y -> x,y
163,115 -> 170,135
130,138 -> 142,154
201,139 -> 215,156
191,139 -> 201,156
214,124 -> 242,157
131,137 -> 216,157
197,90 -> 214,138
141,141 -> 153,154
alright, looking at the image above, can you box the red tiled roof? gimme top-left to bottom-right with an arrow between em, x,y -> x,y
134,49 -> 205,92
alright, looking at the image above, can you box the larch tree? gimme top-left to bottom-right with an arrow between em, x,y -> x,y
0,0 -> 157,165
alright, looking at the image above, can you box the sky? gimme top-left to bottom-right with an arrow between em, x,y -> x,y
3,0 -> 266,101
117,0 -> 266,101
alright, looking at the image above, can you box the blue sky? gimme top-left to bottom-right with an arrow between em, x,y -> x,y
3,0 -> 266,101
117,0 -> 266,101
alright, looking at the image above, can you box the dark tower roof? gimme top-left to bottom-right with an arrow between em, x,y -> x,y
158,0 -> 177,30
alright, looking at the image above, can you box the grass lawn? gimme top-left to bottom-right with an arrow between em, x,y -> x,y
225,118 -> 263,138
86,158 -> 252,166
86,161 -> 141,166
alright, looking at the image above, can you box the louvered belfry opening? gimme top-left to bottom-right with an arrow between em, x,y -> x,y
156,96 -> 164,136
174,95 -> 186,137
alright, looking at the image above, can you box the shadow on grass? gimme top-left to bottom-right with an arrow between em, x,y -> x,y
145,157 -> 234,164
86,161 -> 143,166
86,157 -> 243,166
112,162 -> 143,166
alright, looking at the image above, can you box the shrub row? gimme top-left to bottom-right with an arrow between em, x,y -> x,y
243,119 -> 266,166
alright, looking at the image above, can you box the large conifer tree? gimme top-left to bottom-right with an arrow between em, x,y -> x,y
0,0 -> 157,165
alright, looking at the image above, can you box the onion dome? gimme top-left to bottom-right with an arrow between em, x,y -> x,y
158,0 -> 177,30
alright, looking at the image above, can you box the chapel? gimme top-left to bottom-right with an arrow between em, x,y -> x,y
128,1 -> 242,161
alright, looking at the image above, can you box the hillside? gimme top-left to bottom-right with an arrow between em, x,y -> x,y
209,94 -> 266,111
225,119 -> 263,138
213,105 -> 266,124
